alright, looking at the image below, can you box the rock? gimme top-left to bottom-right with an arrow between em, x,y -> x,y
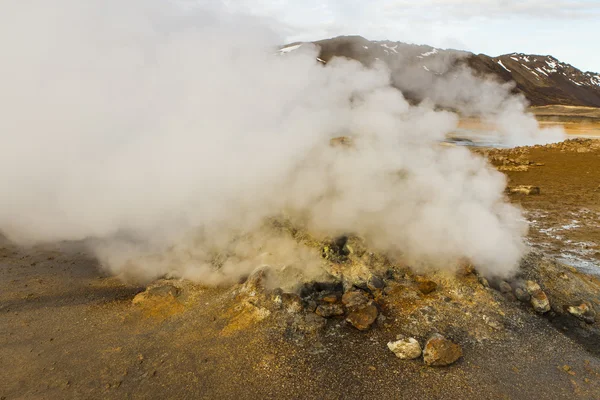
514,287 -> 531,302
499,281 -> 512,293
423,334 -> 463,367
507,185 -> 540,195
525,280 -> 542,295
387,338 -> 422,360
241,266 -> 270,296
567,302 -> 596,324
321,294 -> 339,304
478,276 -> 490,288
524,280 -> 551,313
346,302 -> 378,331
367,275 -> 385,291
341,290 -> 369,310
315,303 -> 344,318
418,280 -> 438,295
132,283 -> 180,305
497,165 -> 529,172
530,290 -> 551,314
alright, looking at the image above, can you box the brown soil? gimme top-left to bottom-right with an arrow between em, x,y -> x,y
481,139 -> 600,274
2,140 -> 600,400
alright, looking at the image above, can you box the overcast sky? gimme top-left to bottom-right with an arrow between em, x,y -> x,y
219,0 -> 599,73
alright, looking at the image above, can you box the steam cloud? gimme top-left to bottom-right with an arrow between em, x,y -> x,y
0,1 -> 561,284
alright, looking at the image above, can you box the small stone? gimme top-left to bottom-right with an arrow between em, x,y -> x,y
514,287 -> 531,302
423,334 -> 463,367
346,303 -> 378,331
530,290 -> 551,314
321,294 -> 339,304
367,275 -> 385,291
387,338 -> 422,360
341,290 -> 369,310
418,280 -> 438,295
478,276 -> 490,288
315,303 -> 344,318
499,281 -> 512,293
507,185 -> 540,195
567,302 -> 596,324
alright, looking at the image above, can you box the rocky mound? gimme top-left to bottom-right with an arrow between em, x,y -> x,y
132,218 -> 600,366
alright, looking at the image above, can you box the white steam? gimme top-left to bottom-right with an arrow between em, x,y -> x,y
0,0 -> 553,284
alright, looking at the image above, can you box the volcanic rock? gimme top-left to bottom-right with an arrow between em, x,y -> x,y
346,302 -> 378,330
367,275 -> 385,291
524,280 -> 551,313
321,294 -> 340,304
530,290 -> 551,314
507,185 -> 540,195
315,303 -> 344,318
478,276 -> 490,288
499,281 -> 512,293
423,334 -> 463,367
514,287 -> 531,302
341,290 -> 369,310
387,338 -> 422,360
567,302 -> 596,324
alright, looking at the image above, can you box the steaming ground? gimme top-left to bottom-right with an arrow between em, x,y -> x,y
0,0 -> 568,286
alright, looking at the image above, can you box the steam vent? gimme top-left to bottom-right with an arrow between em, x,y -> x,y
2,0 -> 600,398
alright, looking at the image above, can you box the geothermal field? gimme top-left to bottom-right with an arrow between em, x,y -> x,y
1,1 -> 600,399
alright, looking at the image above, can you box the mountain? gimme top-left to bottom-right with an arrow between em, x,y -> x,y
280,36 -> 600,108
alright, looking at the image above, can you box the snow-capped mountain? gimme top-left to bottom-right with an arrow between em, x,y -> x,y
279,36 -> 600,108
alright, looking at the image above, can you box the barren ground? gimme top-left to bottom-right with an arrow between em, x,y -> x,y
2,137 -> 600,400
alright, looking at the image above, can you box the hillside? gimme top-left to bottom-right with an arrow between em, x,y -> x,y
282,36 -> 600,108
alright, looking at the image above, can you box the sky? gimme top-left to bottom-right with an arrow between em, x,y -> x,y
217,0 -> 600,73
